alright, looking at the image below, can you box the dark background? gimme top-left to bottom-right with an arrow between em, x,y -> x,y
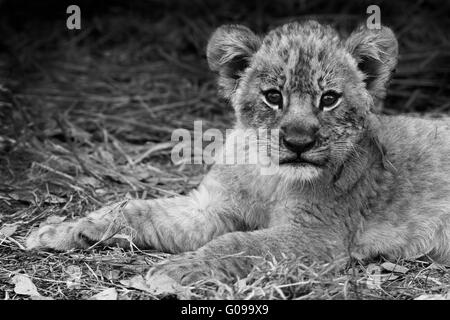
1,0 -> 449,113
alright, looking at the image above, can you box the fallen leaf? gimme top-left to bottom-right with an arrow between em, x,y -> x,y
78,176 -> 100,188
8,191 -> 34,203
45,215 -> 67,225
124,192 -> 133,200
366,264 -> 381,276
90,288 -> 118,300
97,147 -> 115,165
365,264 -> 398,289
44,194 -> 66,204
132,165 -> 153,181
95,188 -> 108,196
120,274 -> 182,296
236,279 -> 247,292
11,274 -> 41,296
415,293 -> 450,300
429,263 -> 448,270
105,270 -> 121,281
65,265 -> 82,277
0,224 -> 17,237
145,274 -> 183,295
120,275 -> 150,292
381,262 -> 409,274
65,265 -> 82,289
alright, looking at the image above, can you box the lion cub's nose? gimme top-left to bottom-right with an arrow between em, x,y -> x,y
282,135 -> 315,154
281,125 -> 317,154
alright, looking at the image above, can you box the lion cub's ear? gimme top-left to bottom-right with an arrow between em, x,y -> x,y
345,26 -> 398,110
207,25 -> 261,99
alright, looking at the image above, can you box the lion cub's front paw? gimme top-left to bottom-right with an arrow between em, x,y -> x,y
145,253 -> 218,285
26,221 -> 81,251
26,202 -> 135,251
26,217 -> 117,251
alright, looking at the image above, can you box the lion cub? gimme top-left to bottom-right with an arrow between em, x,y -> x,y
27,21 -> 450,284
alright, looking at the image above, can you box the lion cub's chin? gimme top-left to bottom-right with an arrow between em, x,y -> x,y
276,164 -> 323,182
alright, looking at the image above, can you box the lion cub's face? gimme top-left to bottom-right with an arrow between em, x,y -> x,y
207,21 -> 398,180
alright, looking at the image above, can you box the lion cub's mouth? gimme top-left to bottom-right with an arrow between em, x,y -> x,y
279,153 -> 325,167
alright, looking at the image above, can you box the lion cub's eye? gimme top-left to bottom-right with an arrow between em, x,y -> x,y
320,91 -> 342,111
262,89 -> 283,110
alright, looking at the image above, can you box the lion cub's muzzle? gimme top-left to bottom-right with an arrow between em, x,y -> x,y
279,124 -> 324,166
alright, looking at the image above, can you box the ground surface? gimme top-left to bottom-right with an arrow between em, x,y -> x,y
0,0 -> 449,300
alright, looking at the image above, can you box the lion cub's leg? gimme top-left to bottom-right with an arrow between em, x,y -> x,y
26,201 -> 139,251
26,182 -> 242,253
146,224 -> 347,284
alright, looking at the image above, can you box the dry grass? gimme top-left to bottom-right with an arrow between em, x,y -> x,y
0,0 -> 449,300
